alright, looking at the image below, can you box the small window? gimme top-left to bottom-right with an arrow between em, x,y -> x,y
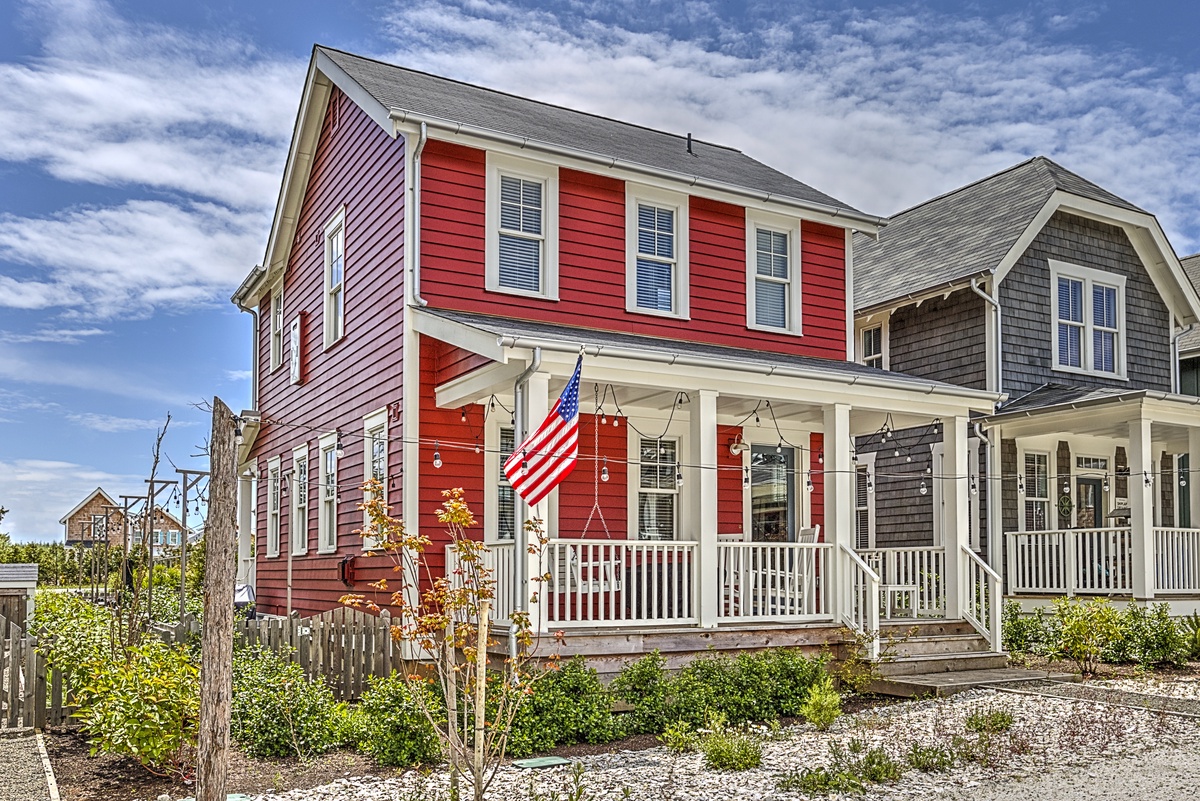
626,187 -> 688,318
1076,456 -> 1109,472
289,316 -> 302,385
497,427 -> 516,541
292,447 -> 309,555
266,457 -> 281,558
318,433 -> 338,553
1050,261 -> 1125,377
485,155 -> 558,299
270,288 -> 284,371
1024,452 -> 1050,531
324,209 -> 345,349
363,409 -> 388,550
91,514 -> 106,543
637,438 -> 677,540
861,326 -> 883,369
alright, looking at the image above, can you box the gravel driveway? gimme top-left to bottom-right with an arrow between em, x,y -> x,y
0,735 -> 52,801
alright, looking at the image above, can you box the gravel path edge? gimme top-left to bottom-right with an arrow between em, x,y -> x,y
35,732 -> 60,801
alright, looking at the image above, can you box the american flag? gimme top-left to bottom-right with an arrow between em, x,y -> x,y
503,355 -> 582,506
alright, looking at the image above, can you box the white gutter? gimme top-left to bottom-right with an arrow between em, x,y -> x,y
509,347 -> 542,660
1172,323 -> 1196,393
388,109 -> 886,232
494,335 -> 1002,404
970,277 -> 1002,394
410,122 -> 430,307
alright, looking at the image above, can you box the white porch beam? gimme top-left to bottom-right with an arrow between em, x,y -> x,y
689,389 -> 720,628
823,403 -> 853,621
987,425 -> 1004,576
435,360 -> 528,408
943,416 -> 969,619
1190,428 -> 1200,528
1130,416 -> 1155,600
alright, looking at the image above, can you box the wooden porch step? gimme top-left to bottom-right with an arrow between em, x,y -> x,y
883,633 -> 992,658
880,619 -> 977,638
874,650 -> 1009,677
868,667 -> 1081,698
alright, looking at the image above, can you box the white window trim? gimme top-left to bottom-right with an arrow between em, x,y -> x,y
362,408 -> 388,551
745,209 -> 803,335
318,431 -> 339,554
291,444 -> 309,556
1049,260 -> 1127,380
855,319 -> 889,370
854,452 -> 877,550
625,184 -> 690,319
484,153 -> 559,300
269,287 -> 284,372
266,456 -> 281,558
323,206 -> 346,350
289,315 -> 302,385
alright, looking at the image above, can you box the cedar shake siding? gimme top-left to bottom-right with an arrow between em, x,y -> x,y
1000,211 -> 1172,396
250,88 -> 407,617
887,289 -> 988,390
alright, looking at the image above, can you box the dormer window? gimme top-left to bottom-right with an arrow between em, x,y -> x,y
1050,260 -> 1125,378
485,154 -> 558,299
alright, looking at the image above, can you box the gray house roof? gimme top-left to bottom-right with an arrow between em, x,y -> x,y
319,47 -> 864,218
853,157 -> 1145,311
0,564 -> 38,584
1180,254 -> 1200,355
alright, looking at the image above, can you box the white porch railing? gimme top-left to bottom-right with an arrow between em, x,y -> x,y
839,544 -> 880,660
962,546 -> 1002,649
543,540 -> 696,627
717,542 -> 833,621
445,542 -> 516,625
1005,528 -> 1133,595
858,547 -> 947,618
1154,528 -> 1200,593
238,556 -> 257,589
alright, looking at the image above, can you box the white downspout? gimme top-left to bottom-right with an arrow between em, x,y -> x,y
509,348 -> 542,659
411,122 -> 429,307
969,277 -> 1001,395
971,278 -> 1002,575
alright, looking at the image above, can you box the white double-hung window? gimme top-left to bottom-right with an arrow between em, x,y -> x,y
292,445 -> 309,555
1050,261 -> 1125,378
324,208 -> 346,349
626,186 -> 688,317
270,288 -> 284,371
362,409 -> 387,550
1023,452 -> 1050,531
318,431 -> 339,553
485,154 -> 558,299
746,211 -> 802,333
266,456 -> 281,558
636,438 -> 678,541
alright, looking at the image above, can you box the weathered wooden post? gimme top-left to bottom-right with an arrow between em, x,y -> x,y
196,397 -> 238,801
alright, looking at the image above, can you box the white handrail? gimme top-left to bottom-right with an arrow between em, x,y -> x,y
961,546 -> 1002,651
839,544 -> 880,660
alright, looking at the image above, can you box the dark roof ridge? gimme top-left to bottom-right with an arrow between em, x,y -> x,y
884,157 -> 1047,220
315,44 -> 742,155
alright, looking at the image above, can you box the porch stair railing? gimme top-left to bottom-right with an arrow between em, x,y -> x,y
1005,527 -> 1133,595
857,547 -> 947,618
961,546 -> 1002,650
839,544 -> 880,660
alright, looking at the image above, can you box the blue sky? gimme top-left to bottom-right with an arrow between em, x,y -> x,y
1,0 -> 1199,541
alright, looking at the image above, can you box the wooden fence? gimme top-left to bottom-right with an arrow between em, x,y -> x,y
0,613 -> 74,730
153,606 -> 400,700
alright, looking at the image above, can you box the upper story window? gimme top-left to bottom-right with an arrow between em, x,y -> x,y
497,427 -> 516,541
324,208 -> 346,349
266,456 -> 281,558
1050,260 -> 1126,378
626,186 -> 688,318
269,288 -> 284,371
746,211 -> 802,334
289,316 -> 302,385
362,409 -> 387,551
861,326 -> 883,368
485,154 -> 558,299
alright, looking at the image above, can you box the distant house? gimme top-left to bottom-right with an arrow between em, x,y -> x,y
59,488 -> 124,548
1178,254 -> 1200,396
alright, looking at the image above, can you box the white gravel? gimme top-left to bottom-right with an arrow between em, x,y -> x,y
242,688 -> 1200,801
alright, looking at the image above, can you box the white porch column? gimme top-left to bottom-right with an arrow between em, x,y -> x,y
943,416 -> 970,619
518,371 -> 553,633
1130,416 -> 1155,600
986,425 -> 1004,576
823,403 -> 853,620
689,389 -> 719,628
1189,428 -> 1200,529
236,465 -> 254,585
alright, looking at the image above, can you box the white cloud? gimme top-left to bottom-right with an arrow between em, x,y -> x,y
67,412 -> 195,433
0,348 -> 193,405
0,458 -> 142,542
225,370 -> 252,382
380,1 -> 1200,252
0,327 -> 106,343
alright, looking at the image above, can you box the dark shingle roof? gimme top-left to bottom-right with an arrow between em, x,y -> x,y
853,157 -> 1145,311
995,383 -> 1136,416
319,46 -> 863,217
1180,254 -> 1200,354
423,308 -> 991,396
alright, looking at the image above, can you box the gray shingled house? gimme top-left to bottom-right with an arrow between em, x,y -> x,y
851,156 -> 1200,611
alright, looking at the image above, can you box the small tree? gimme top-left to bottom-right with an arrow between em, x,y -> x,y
343,482 -> 548,801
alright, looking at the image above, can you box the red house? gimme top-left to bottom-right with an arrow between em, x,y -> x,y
231,46 -> 1001,663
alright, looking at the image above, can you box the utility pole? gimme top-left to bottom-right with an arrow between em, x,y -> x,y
176,469 -> 208,617
196,397 -> 237,801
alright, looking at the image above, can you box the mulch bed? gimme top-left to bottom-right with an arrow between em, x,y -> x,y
43,727 -> 398,801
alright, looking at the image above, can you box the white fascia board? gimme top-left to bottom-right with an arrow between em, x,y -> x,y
411,308 -> 507,363
435,360 -> 529,408
854,272 -> 992,318
389,114 -> 884,235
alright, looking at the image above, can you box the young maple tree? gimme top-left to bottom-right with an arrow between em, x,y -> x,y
343,481 -> 550,801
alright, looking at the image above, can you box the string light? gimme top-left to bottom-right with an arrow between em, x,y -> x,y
1018,474 -> 1025,494
1103,473 -> 1110,493
805,473 -> 814,493
776,441 -> 783,454
1062,479 -> 1070,495
1181,473 -> 1188,488
1145,471 -> 1154,487
335,430 -> 345,458
743,467 -> 750,488
600,456 -> 609,483
866,472 -> 875,493
675,463 -> 684,487
234,420 -> 244,445
970,475 -> 978,496
460,408 -> 467,423
432,441 -> 442,469
817,449 -> 824,465
919,480 -> 928,495
600,411 -> 608,425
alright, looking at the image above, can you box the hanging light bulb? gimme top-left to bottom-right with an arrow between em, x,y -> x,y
234,421 -> 244,445
817,449 -> 824,465
852,450 -> 859,463
906,454 -> 913,463
600,456 -> 610,483
460,408 -> 467,423
805,473 -> 814,493
1018,474 -> 1026,494
612,415 -> 620,427
1103,473 -> 1110,492
970,475 -> 978,496
1062,479 -> 1070,495
474,441 -> 481,454
660,440 -> 667,456
432,441 -> 443,469
926,465 -> 932,475
522,454 -> 529,474
776,441 -> 783,454
335,430 -> 345,458
1181,473 -> 1189,488
510,414 -> 516,426
894,448 -> 901,458
866,473 -> 875,493
675,463 -> 684,487
920,481 -> 928,496
1145,471 -> 1154,487
743,467 -> 750,488
754,412 -> 761,426
600,411 -> 608,425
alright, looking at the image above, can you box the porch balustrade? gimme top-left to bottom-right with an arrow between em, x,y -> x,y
1005,527 -> 1134,595
962,546 -> 1002,650
857,546 -> 947,618
716,542 -> 832,621
445,542 -> 516,625
1154,528 -> 1200,593
838,545 -> 880,660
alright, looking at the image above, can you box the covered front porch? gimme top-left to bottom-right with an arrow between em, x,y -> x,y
419,308 -> 1003,656
984,386 -> 1200,607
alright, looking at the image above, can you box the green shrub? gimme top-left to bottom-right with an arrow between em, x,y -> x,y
659,720 -> 697,754
1106,603 -> 1188,667
777,739 -> 903,795
352,674 -> 442,767
799,673 -> 842,730
33,591 -> 112,682
696,715 -> 762,771
905,742 -> 954,772
1001,600 -> 1055,655
965,707 -> 1014,734
231,646 -> 348,759
506,658 -> 621,757
1051,597 -> 1121,674
73,639 -> 199,779
778,766 -> 864,796
1182,613 -> 1200,660
609,651 -> 670,735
